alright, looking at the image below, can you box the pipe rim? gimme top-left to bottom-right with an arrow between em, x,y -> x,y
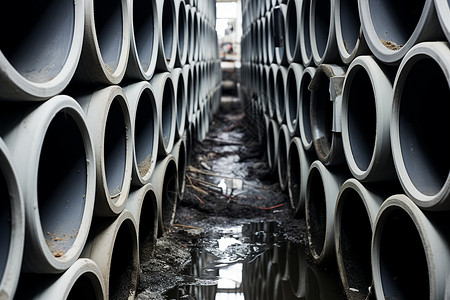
285,0 -> 300,64
309,0 -> 337,65
277,125 -> 290,191
298,67 -> 315,151
286,63 -> 304,136
0,0 -> 84,100
391,42 -> 450,209
434,0 -> 450,42
176,0 -> 189,66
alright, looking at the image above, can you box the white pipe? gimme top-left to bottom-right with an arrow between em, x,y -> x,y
183,64 -> 194,124
175,0 -> 188,67
305,160 -> 347,264
286,63 -> 304,137
277,125 -> 290,192
123,81 -> 160,187
391,42 -> 450,210
434,0 -> 450,42
155,0 -> 178,72
341,55 -> 396,182
0,95 -> 96,273
82,210 -> 139,300
334,0 -> 369,64
171,68 -> 187,139
298,66 -> 316,152
126,0 -> 159,81
358,0 -> 444,65
74,0 -> 131,85
14,258 -> 106,300
266,11 -> 275,65
310,0 -> 340,65
274,4 -> 288,66
287,137 -> 315,217
309,64 -> 346,166
285,0 -> 302,64
0,0 -> 84,101
334,178 -> 391,300
299,0 -> 313,67
150,72 -> 177,157
172,138 -> 187,202
126,183 -> 158,262
372,194 -> 450,299
275,65 -> 288,125
77,86 -> 133,217
150,154 -> 178,236
0,139 -> 24,299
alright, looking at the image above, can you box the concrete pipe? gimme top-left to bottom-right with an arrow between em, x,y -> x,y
172,138 -> 187,202
266,11 -> 275,65
274,4 -> 288,66
126,0 -> 159,81
186,5 -> 194,64
372,194 -> 450,300
285,242 -> 307,298
286,63 -> 304,137
298,66 -> 316,152
310,0 -> 340,65
150,154 -> 178,236
255,19 -> 263,63
285,0 -> 303,64
191,63 -> 200,115
277,125 -> 291,192
334,179 -> 394,300
359,0 -> 444,65
305,160 -> 347,265
82,210 -> 139,300
182,64 -> 193,125
309,64 -> 346,166
171,68 -> 187,139
188,7 -> 199,64
15,258 -> 106,300
150,72 -> 177,157
299,0 -> 313,67
261,17 -> 268,64
77,86 -> 133,217
126,184 -> 158,262
175,0 -> 188,67
334,0 -> 369,64
391,42 -> 450,210
74,0 -> 131,86
267,119 -> 280,175
156,0 -> 178,72
274,65 -> 288,125
123,81 -> 159,187
434,0 -> 450,42
341,55 -> 397,182
287,137 -> 315,216
0,96 -> 95,273
0,0 -> 84,101
193,12 -> 202,62
0,139 -> 24,299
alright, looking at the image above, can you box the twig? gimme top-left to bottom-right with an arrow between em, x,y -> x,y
193,193 -> 205,204
257,203 -> 284,210
173,224 -> 203,230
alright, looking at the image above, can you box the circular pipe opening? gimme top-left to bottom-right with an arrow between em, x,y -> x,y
300,70 -> 313,145
162,78 -> 175,150
300,0 -> 312,63
138,189 -> 157,262
337,0 -> 360,54
307,168 -> 326,257
367,0 -> 424,49
37,112 -> 88,257
311,72 -> 333,156
132,0 -> 156,71
109,221 -> 137,299
177,142 -> 187,200
275,69 -> 286,123
287,68 -> 299,129
135,90 -> 157,178
0,0 -> 75,83
377,207 -> 429,299
67,273 -> 102,300
288,141 -> 301,210
177,1 -> 187,61
311,0 -> 331,57
338,189 -> 372,297
347,67 -> 376,172
286,0 -> 298,59
397,57 -> 449,196
162,160 -> 178,230
177,74 -> 186,134
162,0 -> 175,59
104,98 -> 127,198
0,170 -> 12,282
94,0 -> 124,71
186,68 -> 194,120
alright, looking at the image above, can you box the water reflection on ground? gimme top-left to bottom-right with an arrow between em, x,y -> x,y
164,222 -> 345,300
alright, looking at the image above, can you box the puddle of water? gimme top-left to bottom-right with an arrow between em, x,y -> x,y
163,222 -> 345,300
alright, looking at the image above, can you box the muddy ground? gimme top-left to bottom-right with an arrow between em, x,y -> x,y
135,97 -> 345,300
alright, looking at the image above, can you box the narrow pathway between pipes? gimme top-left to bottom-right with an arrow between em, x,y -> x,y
135,96 -> 347,300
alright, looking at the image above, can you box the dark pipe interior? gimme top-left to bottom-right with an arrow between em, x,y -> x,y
135,89 -> 156,177
133,0 -> 155,70
307,168 -> 326,257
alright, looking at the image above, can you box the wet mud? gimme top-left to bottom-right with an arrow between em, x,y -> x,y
136,97 -> 346,300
